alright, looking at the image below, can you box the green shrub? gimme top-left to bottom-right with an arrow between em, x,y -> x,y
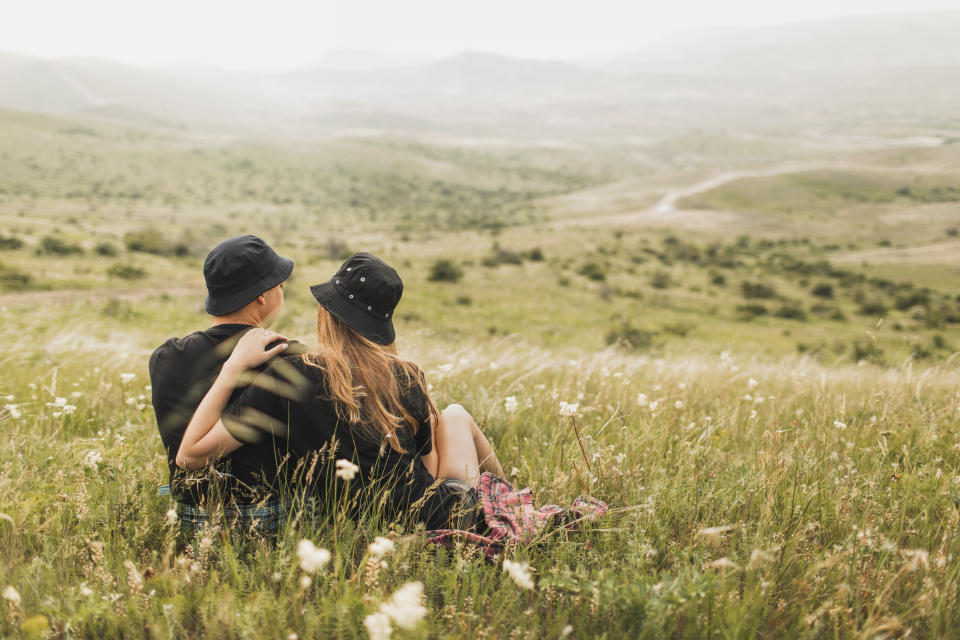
578,262 -> 606,281
124,229 -> 192,256
0,266 -> 32,291
605,322 -> 656,350
741,281 -> 777,299
857,298 -> 888,316
811,282 -> 834,299
94,241 -> 119,257
455,295 -> 472,306
107,264 -> 147,280
0,236 -> 23,250
851,338 -> 885,365
773,301 -> 808,321
650,271 -> 672,289
427,259 -> 463,283
736,303 -> 769,319
39,235 -> 83,255
525,247 -> 545,261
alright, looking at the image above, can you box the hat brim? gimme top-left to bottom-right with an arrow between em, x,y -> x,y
205,256 -> 294,316
310,280 -> 396,345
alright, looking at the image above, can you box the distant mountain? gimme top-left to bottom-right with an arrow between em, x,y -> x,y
2,12 -> 959,138
309,50 -> 437,71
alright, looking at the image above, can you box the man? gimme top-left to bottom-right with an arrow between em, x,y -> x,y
149,235 -> 306,532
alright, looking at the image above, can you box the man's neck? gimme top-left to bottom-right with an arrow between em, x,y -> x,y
210,314 -> 262,327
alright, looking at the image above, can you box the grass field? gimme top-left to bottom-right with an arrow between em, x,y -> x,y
2,107 -> 960,638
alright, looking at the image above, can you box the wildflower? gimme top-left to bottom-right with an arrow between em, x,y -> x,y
53,397 -> 67,407
562,625 -> 573,637
368,536 -> 395,559
834,421 -> 847,430
697,524 -> 733,548
748,377 -> 759,390
379,581 -> 428,629
364,612 -> 392,640
636,393 -> 648,407
748,549 -> 774,568
296,540 -> 331,574
749,410 -> 757,420
903,549 -> 929,572
559,402 -> 579,417
165,509 -> 179,525
83,450 -> 103,470
4,404 -> 21,419
648,400 -> 659,412
3,395 -> 12,401
437,363 -> 454,373
335,459 -> 360,481
120,372 -> 136,384
502,559 -> 535,590
674,400 -> 683,409
79,583 -> 93,597
2,584 -> 20,606
504,396 -> 518,413
707,557 -> 740,571
71,391 -> 82,398
62,404 -> 77,415
299,575 -> 312,589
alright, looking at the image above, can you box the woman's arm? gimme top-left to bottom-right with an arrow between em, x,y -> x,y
175,329 -> 288,470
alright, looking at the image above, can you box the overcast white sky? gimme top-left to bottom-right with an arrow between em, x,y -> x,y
3,0 -> 960,70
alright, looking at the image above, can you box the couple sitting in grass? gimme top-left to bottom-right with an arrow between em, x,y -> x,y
150,235 -> 505,534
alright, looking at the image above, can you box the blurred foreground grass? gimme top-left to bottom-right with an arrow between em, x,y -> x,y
2,306 -> 960,639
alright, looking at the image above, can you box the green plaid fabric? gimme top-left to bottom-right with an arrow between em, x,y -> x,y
175,498 -> 287,535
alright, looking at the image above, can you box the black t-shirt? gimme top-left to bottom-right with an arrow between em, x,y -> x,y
221,355 -> 437,525
149,324 -> 307,505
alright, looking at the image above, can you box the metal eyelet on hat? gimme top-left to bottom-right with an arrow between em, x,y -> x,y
360,277 -> 365,282
346,267 -> 352,271
335,279 -> 340,284
349,294 -> 354,299
367,306 -> 372,310
385,313 -> 389,318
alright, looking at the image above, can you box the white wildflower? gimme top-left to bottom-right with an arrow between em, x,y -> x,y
674,400 -> 684,409
3,395 -> 12,401
53,397 -> 67,407
62,404 -> 77,415
502,559 -> 535,590
335,459 -> 360,481
368,536 -> 395,559
504,396 -> 518,413
83,450 -> 103,470
379,581 -> 428,630
749,410 -> 757,419
120,373 -> 136,384
437,363 -> 454,373
165,509 -> 179,525
903,549 -> 929,572
561,625 -> 573,637
4,404 -> 21,419
299,575 -> 312,589
2,585 -> 20,606
697,524 -> 733,548
364,612 -> 392,640
79,583 -> 93,597
636,393 -> 648,407
707,557 -> 740,571
834,421 -> 847,430
748,377 -> 759,390
558,402 -> 579,417
71,391 -> 82,399
296,539 -> 331,574
648,400 -> 658,411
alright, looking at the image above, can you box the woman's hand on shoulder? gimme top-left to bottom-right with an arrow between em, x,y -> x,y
224,328 -> 289,374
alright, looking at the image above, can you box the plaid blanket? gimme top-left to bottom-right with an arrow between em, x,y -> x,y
175,498 -> 287,535
424,472 -> 607,558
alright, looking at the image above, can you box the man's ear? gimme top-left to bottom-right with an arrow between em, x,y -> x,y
256,293 -> 266,305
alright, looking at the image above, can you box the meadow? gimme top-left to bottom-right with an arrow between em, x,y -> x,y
2,106 -> 960,639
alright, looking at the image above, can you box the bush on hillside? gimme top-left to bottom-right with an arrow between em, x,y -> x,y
428,259 -> 463,283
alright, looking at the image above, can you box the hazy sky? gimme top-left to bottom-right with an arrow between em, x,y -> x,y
3,0 -> 960,70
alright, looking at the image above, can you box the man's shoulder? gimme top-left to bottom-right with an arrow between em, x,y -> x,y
150,330 -> 213,368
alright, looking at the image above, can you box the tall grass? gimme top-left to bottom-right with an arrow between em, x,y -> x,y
2,319 -> 960,639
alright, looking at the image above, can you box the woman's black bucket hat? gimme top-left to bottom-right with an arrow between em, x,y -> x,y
310,252 -> 402,345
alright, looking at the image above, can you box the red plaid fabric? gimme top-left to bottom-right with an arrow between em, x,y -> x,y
424,472 -> 607,558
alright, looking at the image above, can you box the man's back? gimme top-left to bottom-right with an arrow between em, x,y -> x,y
150,323 -> 305,504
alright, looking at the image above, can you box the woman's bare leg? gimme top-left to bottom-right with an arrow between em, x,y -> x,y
423,404 -> 505,487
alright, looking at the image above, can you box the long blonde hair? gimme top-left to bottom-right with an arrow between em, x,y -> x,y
302,307 -> 438,454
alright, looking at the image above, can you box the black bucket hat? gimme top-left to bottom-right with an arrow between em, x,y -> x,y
309,252 -> 402,345
203,235 -> 294,315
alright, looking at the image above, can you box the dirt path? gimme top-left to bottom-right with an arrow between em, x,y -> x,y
0,285 -> 201,308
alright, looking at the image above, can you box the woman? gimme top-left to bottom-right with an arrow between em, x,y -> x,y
176,252 -> 505,530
